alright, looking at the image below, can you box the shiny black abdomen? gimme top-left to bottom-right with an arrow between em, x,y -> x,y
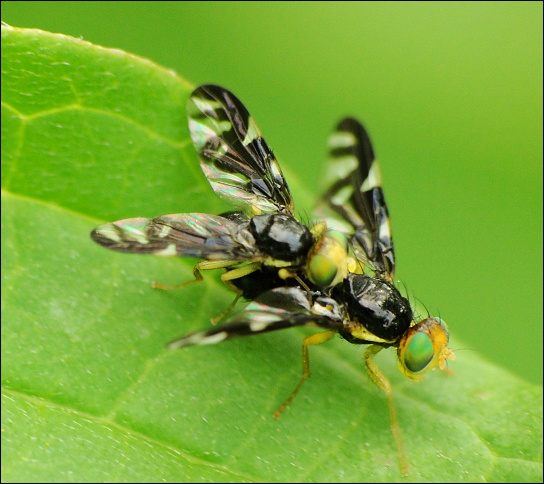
334,273 -> 412,343
248,214 -> 313,263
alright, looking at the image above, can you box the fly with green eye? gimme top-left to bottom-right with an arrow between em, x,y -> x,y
90,85 -> 454,475
165,105 -> 455,475
91,85 -> 354,306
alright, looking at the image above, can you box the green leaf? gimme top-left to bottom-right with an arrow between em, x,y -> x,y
2,26 -> 542,483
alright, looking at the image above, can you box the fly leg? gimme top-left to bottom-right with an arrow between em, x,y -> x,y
273,330 -> 337,418
154,261 -> 261,323
152,260 -> 240,290
364,345 -> 409,476
208,262 -> 262,324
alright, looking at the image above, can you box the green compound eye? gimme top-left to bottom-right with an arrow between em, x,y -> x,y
403,332 -> 434,373
307,254 -> 337,287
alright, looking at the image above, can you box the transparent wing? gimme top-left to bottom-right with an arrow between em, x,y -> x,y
167,287 -> 344,350
90,213 -> 259,261
187,84 -> 294,215
315,118 -> 395,280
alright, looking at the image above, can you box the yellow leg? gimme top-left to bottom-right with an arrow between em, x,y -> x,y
277,269 -> 312,294
364,345 -> 409,476
208,263 -> 263,323
220,262 -> 260,281
154,261 -> 261,321
152,260 -> 244,290
210,284 -> 243,325
273,330 -> 337,418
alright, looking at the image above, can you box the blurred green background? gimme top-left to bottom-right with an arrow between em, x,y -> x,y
3,1 -> 542,384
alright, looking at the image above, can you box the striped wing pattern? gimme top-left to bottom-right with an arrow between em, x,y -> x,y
90,213 -> 259,261
187,84 -> 294,215
315,118 -> 395,280
167,287 -> 344,349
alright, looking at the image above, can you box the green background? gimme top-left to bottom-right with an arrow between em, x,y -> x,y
2,2 -> 542,482
3,0 -> 541,384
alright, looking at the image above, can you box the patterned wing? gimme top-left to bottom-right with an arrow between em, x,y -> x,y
187,84 -> 294,216
167,287 -> 344,350
315,118 -> 395,280
90,213 -> 259,261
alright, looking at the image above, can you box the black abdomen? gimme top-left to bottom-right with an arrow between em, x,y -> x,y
335,273 -> 412,342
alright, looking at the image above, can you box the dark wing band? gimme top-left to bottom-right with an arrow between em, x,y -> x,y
167,287 -> 344,350
187,85 -> 294,215
90,213 -> 259,261
315,118 -> 395,280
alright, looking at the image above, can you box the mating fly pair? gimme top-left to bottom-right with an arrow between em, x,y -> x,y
91,85 -> 454,473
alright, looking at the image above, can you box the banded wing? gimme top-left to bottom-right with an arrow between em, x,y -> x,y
187,84 -> 294,216
167,287 -> 344,350
90,213 -> 259,261
315,118 -> 395,280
